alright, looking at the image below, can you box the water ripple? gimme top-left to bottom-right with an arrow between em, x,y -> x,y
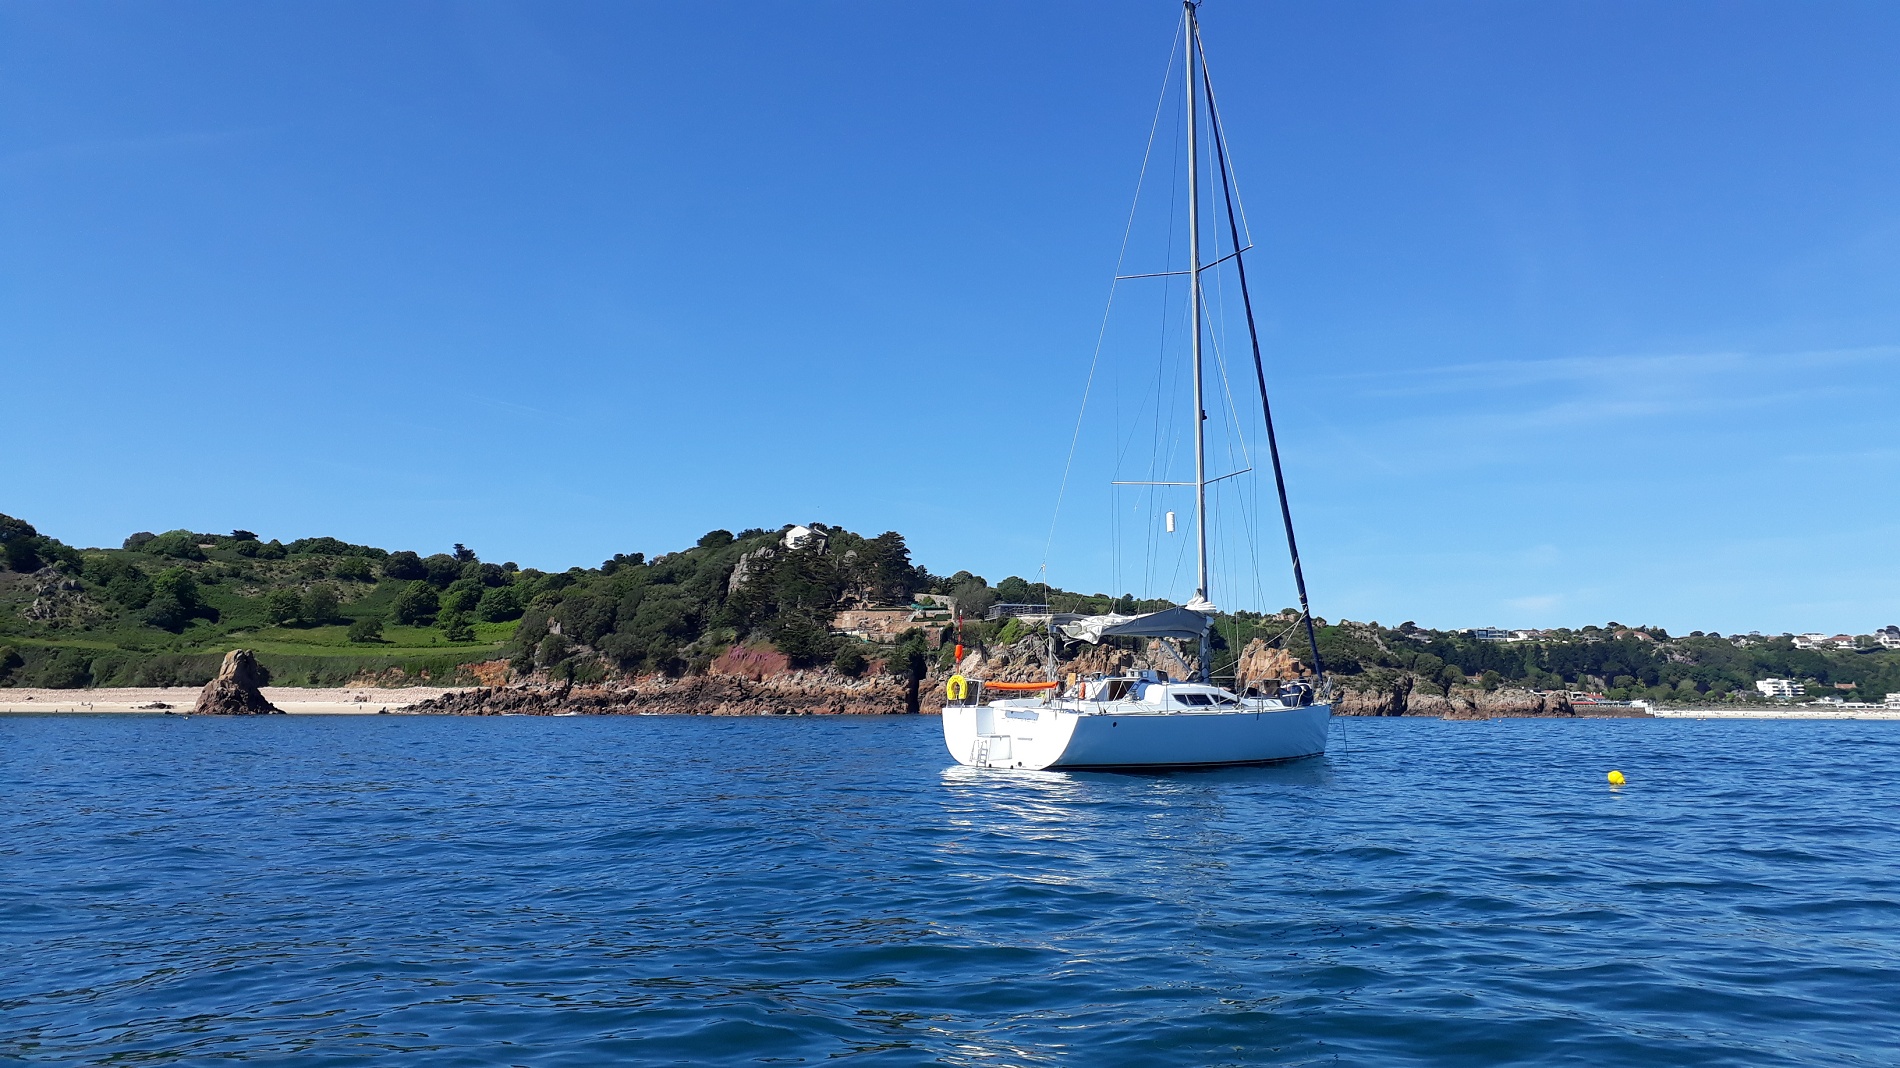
2,715 -> 1897,1064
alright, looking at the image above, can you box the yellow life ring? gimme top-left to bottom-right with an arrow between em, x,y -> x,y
946,674 -> 970,703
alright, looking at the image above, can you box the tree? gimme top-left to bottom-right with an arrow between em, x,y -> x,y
950,576 -> 996,620
770,617 -> 835,667
475,584 -> 525,622
265,589 -> 302,625
857,531 -> 919,605
697,529 -> 734,550
393,581 -> 439,625
887,628 -> 930,681
452,543 -> 478,563
3,537 -> 42,573
995,576 -> 1036,605
440,578 -> 484,616
441,611 -> 475,642
302,585 -> 342,625
145,568 -> 206,631
422,554 -> 463,587
347,616 -> 384,643
383,551 -> 425,581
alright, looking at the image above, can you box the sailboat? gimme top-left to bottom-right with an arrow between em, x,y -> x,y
943,2 -> 1332,771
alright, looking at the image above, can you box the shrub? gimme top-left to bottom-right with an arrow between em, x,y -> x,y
142,530 -> 207,561
697,529 -> 734,550
122,531 -> 156,551
34,648 -> 92,689
347,616 -> 385,643
257,539 -> 287,560
233,539 -> 261,558
334,557 -> 374,582
84,556 -> 155,610
393,581 -> 439,625
832,644 -> 868,678
265,589 -> 302,625
288,536 -> 354,556
0,645 -> 22,681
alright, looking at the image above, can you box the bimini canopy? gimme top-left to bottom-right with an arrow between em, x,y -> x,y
1059,605 -> 1212,644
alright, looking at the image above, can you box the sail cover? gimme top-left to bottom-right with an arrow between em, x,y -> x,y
1060,605 -> 1211,644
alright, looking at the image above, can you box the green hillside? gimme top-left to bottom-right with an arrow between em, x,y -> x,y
0,517 -> 521,687
1,511 -> 1895,706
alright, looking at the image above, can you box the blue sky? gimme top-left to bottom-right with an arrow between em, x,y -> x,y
5,1 -> 1897,634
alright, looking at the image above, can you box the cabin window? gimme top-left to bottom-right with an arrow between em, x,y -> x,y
1174,693 -> 1215,707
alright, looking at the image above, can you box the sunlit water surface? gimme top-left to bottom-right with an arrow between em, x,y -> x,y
2,714 -> 1896,1066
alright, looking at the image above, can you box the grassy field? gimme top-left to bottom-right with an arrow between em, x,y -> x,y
0,538 -> 525,688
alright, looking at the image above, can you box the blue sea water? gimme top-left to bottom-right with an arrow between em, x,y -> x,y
2,714 -> 1897,1066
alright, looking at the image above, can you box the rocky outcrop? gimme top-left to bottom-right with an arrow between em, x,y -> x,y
958,634 -> 1187,685
1233,638 -> 1310,690
1334,675 -> 1412,716
192,650 -> 281,715
1332,679 -> 1582,719
1419,687 -> 1573,719
406,670 -> 917,717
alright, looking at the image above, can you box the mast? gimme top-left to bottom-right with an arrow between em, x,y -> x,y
1184,1 -> 1211,681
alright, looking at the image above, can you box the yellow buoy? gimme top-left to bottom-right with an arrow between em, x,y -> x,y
1607,770 -> 1626,786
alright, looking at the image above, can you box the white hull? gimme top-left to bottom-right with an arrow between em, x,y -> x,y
943,699 -> 1330,771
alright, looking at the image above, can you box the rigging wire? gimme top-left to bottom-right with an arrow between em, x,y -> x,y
1196,20 -> 1326,678
1040,18 -> 1184,605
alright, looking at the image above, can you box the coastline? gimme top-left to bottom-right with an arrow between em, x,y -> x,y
0,686 -> 467,715
5,685 -> 1895,721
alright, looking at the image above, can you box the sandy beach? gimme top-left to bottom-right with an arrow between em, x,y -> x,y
0,687 -> 468,715
1648,705 -> 1900,721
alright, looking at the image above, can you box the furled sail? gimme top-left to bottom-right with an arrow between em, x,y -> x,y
1059,605 -> 1213,644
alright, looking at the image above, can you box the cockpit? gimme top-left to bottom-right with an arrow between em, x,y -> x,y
1065,669 -> 1317,709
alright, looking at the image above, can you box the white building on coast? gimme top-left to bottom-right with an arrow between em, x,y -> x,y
1756,678 -> 1805,700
